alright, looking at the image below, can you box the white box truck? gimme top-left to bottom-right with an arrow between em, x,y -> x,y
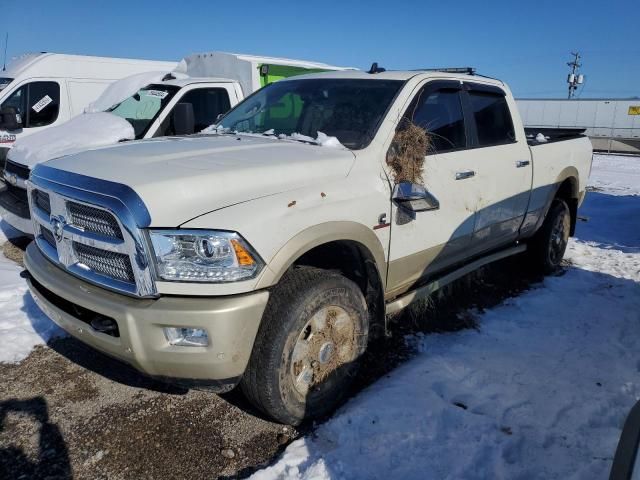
1,52 -> 350,234
0,52 -> 177,164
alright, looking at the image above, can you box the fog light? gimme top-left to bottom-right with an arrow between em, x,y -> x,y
164,327 -> 209,347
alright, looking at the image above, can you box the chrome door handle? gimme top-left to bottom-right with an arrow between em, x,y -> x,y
516,160 -> 530,168
455,170 -> 475,180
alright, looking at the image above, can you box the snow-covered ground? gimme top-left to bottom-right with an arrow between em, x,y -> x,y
252,154 -> 640,480
0,220 -> 64,363
0,154 -> 638,478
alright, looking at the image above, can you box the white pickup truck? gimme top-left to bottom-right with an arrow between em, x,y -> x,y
23,69 -> 592,424
0,52 -> 348,234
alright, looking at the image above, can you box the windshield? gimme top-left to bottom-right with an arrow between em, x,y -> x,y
218,78 -> 404,149
108,84 -> 179,139
0,78 -> 12,92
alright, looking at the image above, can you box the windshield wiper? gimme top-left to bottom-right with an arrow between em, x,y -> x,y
278,133 -> 320,146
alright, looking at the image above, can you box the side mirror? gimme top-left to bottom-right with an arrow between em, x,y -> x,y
171,102 -> 195,135
610,399 -> 640,480
392,181 -> 439,212
0,107 -> 23,131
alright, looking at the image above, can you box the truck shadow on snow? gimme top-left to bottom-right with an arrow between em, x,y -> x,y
573,191 -> 640,252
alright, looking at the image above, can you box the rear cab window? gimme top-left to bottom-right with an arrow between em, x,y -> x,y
466,88 -> 515,147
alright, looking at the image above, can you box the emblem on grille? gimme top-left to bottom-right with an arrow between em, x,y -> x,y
50,216 -> 65,243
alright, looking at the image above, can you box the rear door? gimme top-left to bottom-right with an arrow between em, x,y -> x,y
385,80 -> 482,297
463,83 -> 532,252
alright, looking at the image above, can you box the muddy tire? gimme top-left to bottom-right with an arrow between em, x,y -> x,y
240,266 -> 369,425
528,199 -> 571,274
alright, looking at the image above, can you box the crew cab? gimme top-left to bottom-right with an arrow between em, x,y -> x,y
22,69 -> 593,425
0,52 -> 349,235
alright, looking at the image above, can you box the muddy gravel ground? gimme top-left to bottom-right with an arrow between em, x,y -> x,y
0,239 -> 544,479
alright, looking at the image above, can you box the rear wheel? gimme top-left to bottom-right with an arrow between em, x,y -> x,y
528,199 -> 571,274
241,266 -> 368,425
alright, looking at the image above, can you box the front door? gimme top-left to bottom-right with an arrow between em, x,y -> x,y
385,81 -> 482,298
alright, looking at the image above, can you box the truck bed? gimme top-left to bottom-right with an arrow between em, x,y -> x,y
525,127 -> 587,146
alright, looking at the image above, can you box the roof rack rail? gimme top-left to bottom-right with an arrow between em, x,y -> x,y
417,67 -> 476,75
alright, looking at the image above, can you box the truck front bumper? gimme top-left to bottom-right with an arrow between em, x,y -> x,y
0,182 -> 33,235
24,243 -> 269,391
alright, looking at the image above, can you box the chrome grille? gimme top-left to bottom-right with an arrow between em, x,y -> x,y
68,202 -> 123,239
27,167 -> 157,297
73,242 -> 135,283
41,227 -> 56,249
34,190 -> 51,215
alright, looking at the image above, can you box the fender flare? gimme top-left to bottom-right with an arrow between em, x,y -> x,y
255,221 -> 387,290
531,167 -> 580,235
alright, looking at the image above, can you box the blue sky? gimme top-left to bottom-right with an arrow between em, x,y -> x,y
4,0 -> 639,98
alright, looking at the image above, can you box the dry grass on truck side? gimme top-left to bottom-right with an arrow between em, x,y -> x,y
386,122 -> 431,184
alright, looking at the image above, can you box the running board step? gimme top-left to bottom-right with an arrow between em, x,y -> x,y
385,244 -> 527,316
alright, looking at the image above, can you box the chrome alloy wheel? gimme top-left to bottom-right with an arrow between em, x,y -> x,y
290,305 -> 358,396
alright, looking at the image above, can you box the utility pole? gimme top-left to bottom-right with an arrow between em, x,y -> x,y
567,52 -> 584,99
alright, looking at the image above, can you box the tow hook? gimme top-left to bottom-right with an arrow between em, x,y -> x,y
90,316 -> 119,335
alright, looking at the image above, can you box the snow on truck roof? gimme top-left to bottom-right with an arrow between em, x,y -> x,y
171,51 -> 352,97
177,51 -> 353,72
160,77 -> 243,87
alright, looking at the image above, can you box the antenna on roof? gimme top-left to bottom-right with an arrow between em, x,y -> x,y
368,62 -> 386,74
2,33 -> 8,72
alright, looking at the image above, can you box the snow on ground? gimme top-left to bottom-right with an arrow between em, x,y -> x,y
0,153 -> 638,477
0,248 -> 64,363
252,153 -> 640,479
0,219 -> 22,244
589,154 -> 640,196
0,219 -> 65,363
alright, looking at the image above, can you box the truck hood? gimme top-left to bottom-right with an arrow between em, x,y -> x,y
45,134 -> 355,226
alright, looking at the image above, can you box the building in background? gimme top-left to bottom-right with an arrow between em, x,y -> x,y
517,98 -> 640,154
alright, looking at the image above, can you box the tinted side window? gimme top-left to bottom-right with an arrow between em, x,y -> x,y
179,88 -> 231,132
411,89 -> 466,153
468,91 -> 515,146
1,85 -> 27,122
27,82 -> 60,127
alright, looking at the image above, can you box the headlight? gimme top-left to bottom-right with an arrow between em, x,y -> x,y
148,230 -> 264,283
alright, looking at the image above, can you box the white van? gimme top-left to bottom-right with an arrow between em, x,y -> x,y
0,53 -> 177,164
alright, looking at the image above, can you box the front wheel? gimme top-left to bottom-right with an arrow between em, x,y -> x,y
528,199 -> 571,274
241,266 -> 369,425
